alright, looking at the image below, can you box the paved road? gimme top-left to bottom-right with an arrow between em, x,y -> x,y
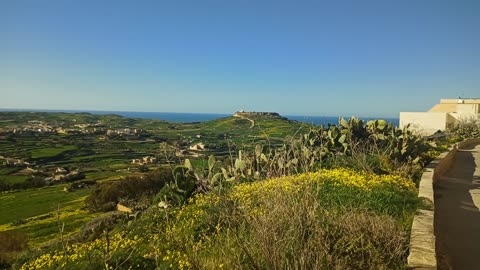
435,144 -> 480,270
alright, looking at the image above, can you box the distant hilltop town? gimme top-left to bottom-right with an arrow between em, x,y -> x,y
233,110 -> 285,119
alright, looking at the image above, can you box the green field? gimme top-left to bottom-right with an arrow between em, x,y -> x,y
0,185 -> 97,245
0,175 -> 29,184
0,185 -> 92,225
30,145 -> 77,159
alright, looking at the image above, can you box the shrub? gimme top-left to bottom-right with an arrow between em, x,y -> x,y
321,211 -> 408,269
152,167 -> 196,207
452,116 -> 480,138
77,212 -> 126,242
69,179 -> 96,190
85,168 -> 173,212
20,231 -> 155,270
208,196 -> 408,270
0,176 -> 47,191
206,118 -> 430,192
0,230 -> 28,268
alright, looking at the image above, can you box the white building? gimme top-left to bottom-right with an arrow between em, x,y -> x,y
400,98 -> 480,135
189,143 -> 206,151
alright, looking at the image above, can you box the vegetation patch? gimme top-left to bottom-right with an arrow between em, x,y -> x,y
31,146 -> 77,159
0,185 -> 98,251
19,168 -> 419,269
0,175 -> 29,185
0,230 -> 28,269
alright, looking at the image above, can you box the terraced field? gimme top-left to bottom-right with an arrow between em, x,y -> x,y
0,184 -> 98,245
0,112 -> 311,247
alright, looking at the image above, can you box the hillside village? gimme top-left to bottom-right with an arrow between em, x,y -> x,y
0,119 -> 149,138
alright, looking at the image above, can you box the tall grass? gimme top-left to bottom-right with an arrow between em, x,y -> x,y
0,230 -> 28,268
190,172 -> 415,269
199,185 -> 408,269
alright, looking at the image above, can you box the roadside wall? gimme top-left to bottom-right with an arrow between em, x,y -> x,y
457,138 -> 480,149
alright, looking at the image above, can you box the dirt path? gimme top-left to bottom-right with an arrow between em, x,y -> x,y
233,114 -> 255,128
434,143 -> 480,270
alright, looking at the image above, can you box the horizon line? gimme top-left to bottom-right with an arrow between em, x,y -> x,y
0,107 -> 399,119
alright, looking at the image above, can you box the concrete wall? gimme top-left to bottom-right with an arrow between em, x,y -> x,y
456,104 -> 479,114
400,112 -> 448,135
457,138 -> 480,149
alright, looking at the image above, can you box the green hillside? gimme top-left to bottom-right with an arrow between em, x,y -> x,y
0,111 -> 311,253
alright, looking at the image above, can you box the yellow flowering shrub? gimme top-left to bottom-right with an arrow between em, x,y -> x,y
20,232 -> 152,270
231,168 -> 416,199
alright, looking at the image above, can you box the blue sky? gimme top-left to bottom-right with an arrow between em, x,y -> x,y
1,0 -> 479,117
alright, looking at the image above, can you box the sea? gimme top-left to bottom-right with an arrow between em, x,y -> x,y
0,109 -> 400,127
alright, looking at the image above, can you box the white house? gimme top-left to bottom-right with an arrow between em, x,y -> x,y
400,98 -> 480,135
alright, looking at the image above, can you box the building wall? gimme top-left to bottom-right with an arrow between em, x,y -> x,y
430,99 -> 480,113
400,98 -> 479,136
440,98 -> 480,104
445,113 -> 458,130
399,112 -> 449,135
428,103 -> 457,113
456,104 -> 478,114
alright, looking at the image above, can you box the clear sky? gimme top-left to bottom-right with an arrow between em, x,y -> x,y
1,0 -> 479,117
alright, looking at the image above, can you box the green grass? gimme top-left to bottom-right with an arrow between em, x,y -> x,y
83,170 -> 124,181
0,185 -> 98,246
13,205 -> 98,246
30,146 -> 77,159
0,185 -> 91,225
0,167 -> 22,175
0,175 -> 29,184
